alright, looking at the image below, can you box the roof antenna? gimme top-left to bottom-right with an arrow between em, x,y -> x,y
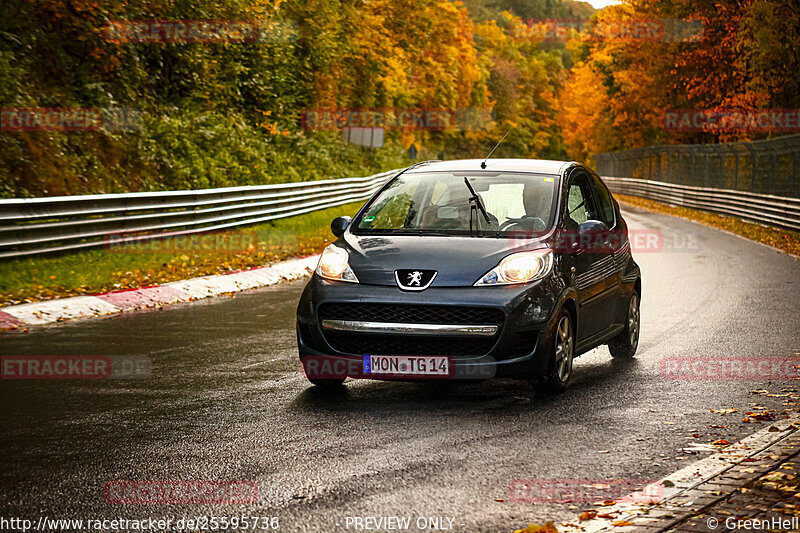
481,129 -> 512,169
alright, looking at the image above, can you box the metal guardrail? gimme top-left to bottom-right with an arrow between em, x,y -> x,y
603,177 -> 800,231
595,135 -> 800,199
4,164 -> 796,260
0,170 -> 400,259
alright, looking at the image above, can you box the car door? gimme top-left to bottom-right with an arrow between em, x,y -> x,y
560,172 -> 616,340
587,173 -> 623,330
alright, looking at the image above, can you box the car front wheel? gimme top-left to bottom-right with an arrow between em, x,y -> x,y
609,292 -> 640,359
539,310 -> 575,394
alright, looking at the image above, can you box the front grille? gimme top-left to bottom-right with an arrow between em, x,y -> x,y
318,303 -> 505,357
322,331 -> 496,357
318,303 -> 505,325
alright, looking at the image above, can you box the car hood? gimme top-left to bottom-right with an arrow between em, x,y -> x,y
340,233 -> 549,287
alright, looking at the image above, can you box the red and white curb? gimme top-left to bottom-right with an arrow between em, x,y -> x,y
0,255 -> 320,331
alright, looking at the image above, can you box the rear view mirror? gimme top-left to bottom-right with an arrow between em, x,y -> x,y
331,216 -> 351,237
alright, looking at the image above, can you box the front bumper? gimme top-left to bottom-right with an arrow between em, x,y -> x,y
296,274 -> 565,379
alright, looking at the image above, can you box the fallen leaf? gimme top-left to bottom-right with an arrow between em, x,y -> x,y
593,500 -> 616,507
762,472 -> 796,483
742,411 -> 775,423
513,521 -> 559,533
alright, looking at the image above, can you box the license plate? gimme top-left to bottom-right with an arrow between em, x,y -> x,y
363,355 -> 450,378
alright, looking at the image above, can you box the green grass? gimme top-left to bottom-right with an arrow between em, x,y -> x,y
0,201 -> 365,306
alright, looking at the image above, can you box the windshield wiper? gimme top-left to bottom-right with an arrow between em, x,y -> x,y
463,177 -> 491,237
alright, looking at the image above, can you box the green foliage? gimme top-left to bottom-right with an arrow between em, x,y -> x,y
0,0 -> 587,197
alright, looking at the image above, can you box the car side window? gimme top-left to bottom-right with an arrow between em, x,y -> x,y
591,175 -> 616,228
566,174 -> 594,228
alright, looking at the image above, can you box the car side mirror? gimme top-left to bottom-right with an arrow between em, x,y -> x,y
578,219 -> 609,234
569,220 -> 609,251
331,216 -> 351,237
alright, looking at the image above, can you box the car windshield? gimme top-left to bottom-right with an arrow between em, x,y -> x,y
353,171 -> 558,236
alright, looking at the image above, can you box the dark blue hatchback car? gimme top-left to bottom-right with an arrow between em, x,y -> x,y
296,159 -> 641,392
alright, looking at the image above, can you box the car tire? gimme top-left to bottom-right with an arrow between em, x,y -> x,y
538,310 -> 575,394
307,378 -> 346,388
608,292 -> 640,359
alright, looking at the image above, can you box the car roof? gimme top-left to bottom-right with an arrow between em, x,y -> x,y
404,158 -> 580,176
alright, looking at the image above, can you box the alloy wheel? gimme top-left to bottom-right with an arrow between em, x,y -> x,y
628,293 -> 640,349
554,315 -> 574,382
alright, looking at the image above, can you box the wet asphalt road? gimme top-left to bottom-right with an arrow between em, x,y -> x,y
1,205 -> 799,532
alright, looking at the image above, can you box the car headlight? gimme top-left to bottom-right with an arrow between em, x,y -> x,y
316,244 -> 359,283
475,249 -> 553,286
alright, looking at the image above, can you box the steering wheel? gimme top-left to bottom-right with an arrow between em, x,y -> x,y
499,216 -> 546,231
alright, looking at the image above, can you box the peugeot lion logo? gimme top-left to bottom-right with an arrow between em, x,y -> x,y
407,271 -> 423,286
395,269 -> 437,291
